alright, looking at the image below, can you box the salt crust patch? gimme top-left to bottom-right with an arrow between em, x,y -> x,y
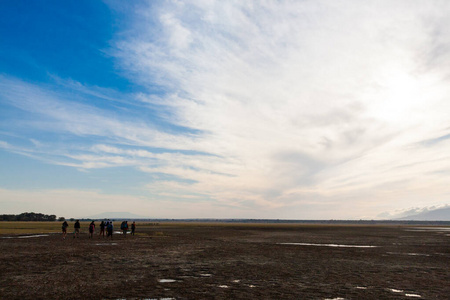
280,243 -> 377,248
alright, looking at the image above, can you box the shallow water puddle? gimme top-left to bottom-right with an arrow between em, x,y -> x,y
387,288 -> 421,297
1,234 -> 49,239
387,252 -> 430,257
19,234 -> 49,239
134,298 -> 175,300
388,288 -> 403,293
405,293 -> 421,298
412,227 -> 450,231
279,243 -> 377,248
158,279 -> 177,283
404,227 -> 450,234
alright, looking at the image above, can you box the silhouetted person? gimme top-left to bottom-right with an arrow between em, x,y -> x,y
99,221 -> 105,237
88,221 -> 95,238
62,221 -> 68,239
107,221 -> 113,239
131,221 -> 136,236
73,220 -> 80,238
121,221 -> 128,237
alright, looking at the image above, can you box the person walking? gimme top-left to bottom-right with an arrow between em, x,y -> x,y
73,220 -> 80,238
88,221 -> 95,239
106,221 -> 113,239
99,221 -> 105,237
131,221 -> 136,236
62,220 -> 68,239
121,221 -> 129,237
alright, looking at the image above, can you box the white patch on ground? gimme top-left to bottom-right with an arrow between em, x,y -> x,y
412,227 -> 450,231
232,280 -> 240,283
355,286 -> 367,289
200,274 -> 212,277
218,285 -> 229,288
248,284 -> 256,288
13,234 -> 49,239
404,227 -> 450,235
387,252 -> 430,257
158,279 -> 176,283
388,288 -> 404,293
324,298 -> 345,300
279,243 -> 377,248
405,294 -> 421,298
95,243 -> 118,246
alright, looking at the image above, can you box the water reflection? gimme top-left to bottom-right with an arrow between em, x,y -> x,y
405,293 -> 421,298
0,234 -> 50,239
279,243 -> 377,248
158,279 -> 176,283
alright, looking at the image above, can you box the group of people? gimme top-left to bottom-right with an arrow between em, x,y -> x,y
61,220 -> 136,239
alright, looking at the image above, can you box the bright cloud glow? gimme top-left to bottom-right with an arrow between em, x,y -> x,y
0,1 -> 449,219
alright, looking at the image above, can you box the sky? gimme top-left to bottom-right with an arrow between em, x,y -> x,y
1,0 -> 449,219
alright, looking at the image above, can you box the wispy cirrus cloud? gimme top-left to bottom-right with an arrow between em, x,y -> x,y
110,1 -> 450,215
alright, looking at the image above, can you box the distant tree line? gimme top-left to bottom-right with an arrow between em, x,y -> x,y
0,212 -> 64,221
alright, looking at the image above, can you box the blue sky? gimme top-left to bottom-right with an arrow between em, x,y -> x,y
1,1 -> 450,219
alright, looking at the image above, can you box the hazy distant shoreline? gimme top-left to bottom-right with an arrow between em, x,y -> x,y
74,218 -> 450,225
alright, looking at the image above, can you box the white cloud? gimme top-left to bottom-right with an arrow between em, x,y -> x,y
111,1 -> 450,216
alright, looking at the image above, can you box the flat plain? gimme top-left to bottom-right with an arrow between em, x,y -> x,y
0,222 -> 449,299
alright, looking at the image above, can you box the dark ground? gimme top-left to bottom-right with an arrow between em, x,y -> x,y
0,224 -> 449,299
